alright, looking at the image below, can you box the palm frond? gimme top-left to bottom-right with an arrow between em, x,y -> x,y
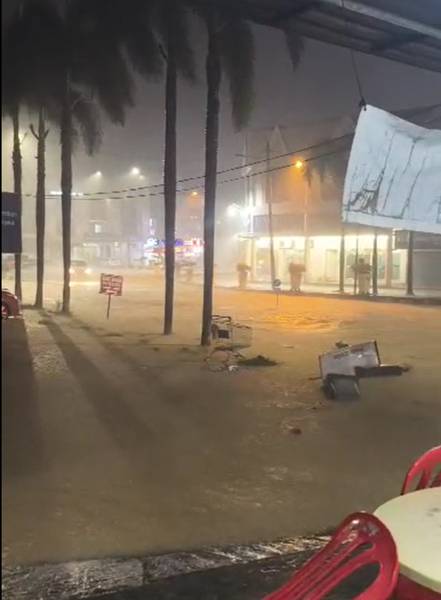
156,0 -> 196,82
71,89 -> 102,155
218,13 -> 255,130
67,0 -> 135,125
122,0 -> 163,79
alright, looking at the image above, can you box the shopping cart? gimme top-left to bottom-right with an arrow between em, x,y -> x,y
211,315 -> 252,348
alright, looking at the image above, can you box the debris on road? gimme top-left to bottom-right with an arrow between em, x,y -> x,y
238,355 -> 278,367
205,347 -> 244,372
289,427 -> 303,435
319,340 -> 408,399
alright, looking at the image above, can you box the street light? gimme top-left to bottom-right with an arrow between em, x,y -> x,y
294,159 -> 305,170
131,166 -> 140,176
94,170 -> 102,177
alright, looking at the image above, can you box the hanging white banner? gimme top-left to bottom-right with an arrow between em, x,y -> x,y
342,105 -> 441,234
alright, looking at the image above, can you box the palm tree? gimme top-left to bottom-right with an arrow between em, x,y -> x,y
3,0 -> 105,312
56,0 -> 137,313
30,109 -> 49,308
107,0 -> 194,335
2,4 -> 26,300
154,1 -> 195,335
16,0 -> 65,308
197,6 -> 255,346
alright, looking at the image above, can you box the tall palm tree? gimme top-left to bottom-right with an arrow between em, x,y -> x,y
2,4 -> 26,300
154,1 -> 195,335
30,109 -> 49,308
3,0 -> 105,311
108,0 -> 194,335
197,6 -> 255,346
16,0 -> 65,308
57,0 -> 137,313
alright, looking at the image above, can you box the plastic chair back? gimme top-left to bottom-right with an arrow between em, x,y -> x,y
401,445 -> 441,495
263,512 -> 398,600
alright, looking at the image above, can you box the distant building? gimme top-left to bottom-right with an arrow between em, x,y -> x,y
238,106 -> 441,291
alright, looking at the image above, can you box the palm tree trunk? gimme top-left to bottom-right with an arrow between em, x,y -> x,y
61,78 -> 72,313
34,108 -> 47,308
163,34 -> 177,335
201,15 -> 221,346
11,106 -> 22,300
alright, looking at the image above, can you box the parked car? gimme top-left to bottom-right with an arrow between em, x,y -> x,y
69,260 -> 94,279
2,289 -> 21,319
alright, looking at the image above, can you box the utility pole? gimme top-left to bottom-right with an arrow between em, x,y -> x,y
339,226 -> 345,293
266,139 -> 276,285
303,176 -> 309,280
353,233 -> 359,295
406,230 -> 414,295
372,228 -> 378,295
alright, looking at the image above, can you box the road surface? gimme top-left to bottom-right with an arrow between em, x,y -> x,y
3,273 -> 441,567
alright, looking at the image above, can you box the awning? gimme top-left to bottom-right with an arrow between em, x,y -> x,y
211,0 -> 441,74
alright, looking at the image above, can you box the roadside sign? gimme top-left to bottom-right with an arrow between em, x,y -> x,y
272,278 -> 282,307
100,273 -> 123,296
99,273 -> 123,318
2,192 -> 22,254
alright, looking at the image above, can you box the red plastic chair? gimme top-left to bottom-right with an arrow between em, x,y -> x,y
263,512 -> 399,600
401,445 -> 441,495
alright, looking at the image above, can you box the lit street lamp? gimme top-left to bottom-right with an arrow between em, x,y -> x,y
130,166 -> 140,176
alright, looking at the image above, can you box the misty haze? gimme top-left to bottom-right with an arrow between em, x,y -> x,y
2,1 -> 441,599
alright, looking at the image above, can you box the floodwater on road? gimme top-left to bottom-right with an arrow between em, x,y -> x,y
2,273 -> 441,567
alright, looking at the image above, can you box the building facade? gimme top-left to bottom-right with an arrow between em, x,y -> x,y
238,108 -> 441,291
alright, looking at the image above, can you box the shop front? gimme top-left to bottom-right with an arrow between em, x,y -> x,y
238,232 -> 412,290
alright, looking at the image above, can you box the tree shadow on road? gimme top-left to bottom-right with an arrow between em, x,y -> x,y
43,318 -> 153,456
2,319 -> 45,480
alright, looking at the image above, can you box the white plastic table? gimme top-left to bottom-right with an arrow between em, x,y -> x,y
375,488 -> 441,593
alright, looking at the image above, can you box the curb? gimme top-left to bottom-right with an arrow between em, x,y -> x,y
2,536 -> 328,600
214,284 -> 441,306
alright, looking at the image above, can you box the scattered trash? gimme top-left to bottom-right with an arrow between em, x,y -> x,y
319,340 -> 408,400
205,347 -> 243,372
289,427 -> 302,435
238,355 -> 278,367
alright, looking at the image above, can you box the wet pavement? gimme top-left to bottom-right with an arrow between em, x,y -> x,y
3,277 -> 441,599
4,536 -> 378,600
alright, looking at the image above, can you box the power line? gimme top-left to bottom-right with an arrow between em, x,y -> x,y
32,144 -> 349,201
23,132 -> 352,200
22,103 -> 439,201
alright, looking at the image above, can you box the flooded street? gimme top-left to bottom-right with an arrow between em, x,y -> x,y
3,273 -> 441,568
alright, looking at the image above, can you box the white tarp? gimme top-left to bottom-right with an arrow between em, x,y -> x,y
342,105 -> 441,234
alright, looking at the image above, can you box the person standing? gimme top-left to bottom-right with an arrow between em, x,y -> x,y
288,261 -> 305,293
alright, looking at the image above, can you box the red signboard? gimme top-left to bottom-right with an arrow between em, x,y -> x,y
100,273 -> 123,296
